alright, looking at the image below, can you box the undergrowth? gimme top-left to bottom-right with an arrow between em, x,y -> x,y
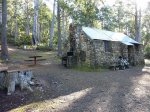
73,65 -> 108,72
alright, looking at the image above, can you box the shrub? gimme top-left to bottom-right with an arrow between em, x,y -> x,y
144,45 -> 150,58
15,33 -> 32,46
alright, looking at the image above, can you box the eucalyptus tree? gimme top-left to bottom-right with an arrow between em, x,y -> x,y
7,0 -> 25,42
60,0 -> 99,27
135,1 -> 141,42
123,0 -> 142,42
57,0 -> 62,56
0,2 -> 2,33
61,8 -> 66,43
32,0 -> 39,45
1,0 -> 9,60
49,0 -> 56,50
142,3 -> 150,47
98,6 -> 115,30
113,0 -> 126,32
13,0 -> 18,42
73,0 -> 99,27
25,0 -> 31,36
59,0 -> 69,46
38,2 -> 52,44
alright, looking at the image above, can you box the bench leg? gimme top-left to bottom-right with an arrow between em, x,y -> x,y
34,58 -> 36,65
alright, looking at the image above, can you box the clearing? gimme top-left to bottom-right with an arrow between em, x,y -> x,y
0,46 -> 150,112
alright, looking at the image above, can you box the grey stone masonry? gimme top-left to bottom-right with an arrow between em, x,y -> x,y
64,24 -> 144,68
77,35 -> 144,67
0,69 -> 33,95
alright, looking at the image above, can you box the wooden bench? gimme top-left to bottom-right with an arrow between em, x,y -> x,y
0,67 -> 8,72
25,55 -> 46,65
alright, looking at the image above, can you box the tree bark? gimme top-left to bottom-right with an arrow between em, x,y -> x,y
26,15 -> 30,36
14,1 -> 18,42
0,3 -> 2,28
135,3 -> 141,43
37,23 -> 40,42
32,0 -> 39,45
14,19 -> 18,42
1,0 -> 8,60
57,0 -> 62,56
26,0 -> 30,36
61,9 -> 65,42
49,0 -> 56,50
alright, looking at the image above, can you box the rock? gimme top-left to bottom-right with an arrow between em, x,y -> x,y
29,81 -> 35,85
1,69 -> 34,95
53,82 -> 58,84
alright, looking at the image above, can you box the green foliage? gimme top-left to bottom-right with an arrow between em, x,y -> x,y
73,63 -> 108,72
15,33 -> 32,46
1,0 -> 150,54
36,44 -> 50,51
144,44 -> 150,59
6,0 -> 54,47
62,0 -> 99,27
98,6 -> 116,30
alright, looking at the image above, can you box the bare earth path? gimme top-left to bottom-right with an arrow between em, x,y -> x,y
0,46 -> 150,112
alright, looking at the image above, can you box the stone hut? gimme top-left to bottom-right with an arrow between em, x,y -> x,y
63,25 -> 144,68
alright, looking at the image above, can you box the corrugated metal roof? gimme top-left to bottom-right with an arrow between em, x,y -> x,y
101,31 -> 138,44
121,41 -> 134,46
82,27 -> 139,45
82,27 -> 112,41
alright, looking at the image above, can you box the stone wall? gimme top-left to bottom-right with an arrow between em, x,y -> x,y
65,24 -> 144,67
78,35 -> 144,67
134,45 -> 145,65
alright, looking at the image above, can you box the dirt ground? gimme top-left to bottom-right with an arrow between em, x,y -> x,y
1,46 -> 150,112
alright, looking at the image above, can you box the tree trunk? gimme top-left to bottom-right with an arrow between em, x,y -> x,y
64,13 -> 68,39
49,0 -> 56,50
37,23 -> 40,42
0,4 -> 2,39
26,0 -> 30,36
1,0 -> 8,60
135,3 -> 141,43
32,0 -> 39,45
0,3 -> 2,30
26,15 -> 30,36
14,19 -> 18,42
57,0 -> 62,56
14,1 -> 18,42
61,9 -> 65,42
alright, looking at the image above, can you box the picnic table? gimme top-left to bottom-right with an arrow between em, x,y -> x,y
0,66 -> 8,72
25,55 -> 46,65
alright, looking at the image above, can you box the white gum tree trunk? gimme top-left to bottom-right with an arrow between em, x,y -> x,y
32,0 -> 39,45
49,0 -> 56,49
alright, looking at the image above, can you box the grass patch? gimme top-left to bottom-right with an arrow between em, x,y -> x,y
73,65 -> 108,72
0,59 -> 3,63
11,53 -> 26,59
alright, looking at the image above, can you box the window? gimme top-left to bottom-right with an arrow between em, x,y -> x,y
104,40 -> 112,52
